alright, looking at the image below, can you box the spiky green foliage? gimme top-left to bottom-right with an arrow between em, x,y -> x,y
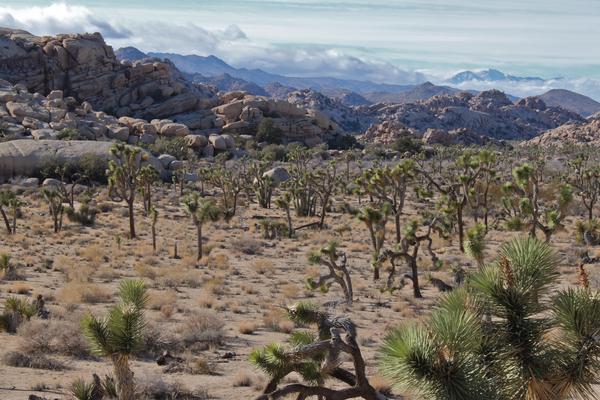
70,378 -> 96,400
464,223 -> 487,269
379,237 -> 600,400
82,279 -> 148,357
0,296 -> 36,333
183,193 -> 222,260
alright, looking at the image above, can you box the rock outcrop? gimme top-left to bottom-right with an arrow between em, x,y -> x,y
212,91 -> 346,146
528,119 -> 600,147
366,90 -> 584,141
0,28 -> 219,124
0,139 -> 165,181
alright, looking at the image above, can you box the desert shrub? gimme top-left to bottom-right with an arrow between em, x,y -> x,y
147,137 -> 190,160
37,154 -> 106,183
232,236 -> 263,255
504,216 -> 524,231
56,128 -> 80,140
66,200 -> 98,227
3,350 -> 66,370
391,136 -> 423,154
179,310 -> 225,348
260,144 -> 287,161
17,319 -> 91,359
327,133 -> 362,150
136,375 -> 210,400
575,219 -> 600,245
256,118 -> 283,144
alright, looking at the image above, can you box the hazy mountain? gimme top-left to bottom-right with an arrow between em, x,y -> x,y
364,82 -> 460,104
189,73 -> 268,96
448,69 -> 545,84
535,89 -> 600,117
115,46 -> 149,61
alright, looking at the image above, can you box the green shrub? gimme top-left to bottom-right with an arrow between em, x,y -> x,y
147,137 -> 190,160
256,118 -> 283,144
56,128 -> 80,141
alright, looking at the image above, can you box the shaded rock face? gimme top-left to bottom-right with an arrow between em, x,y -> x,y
0,28 -> 219,123
367,90 -> 585,141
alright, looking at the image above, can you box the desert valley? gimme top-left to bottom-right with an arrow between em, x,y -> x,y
1,2 -> 600,400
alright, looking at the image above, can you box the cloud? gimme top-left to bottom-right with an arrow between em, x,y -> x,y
0,2 -> 131,39
0,2 -> 423,84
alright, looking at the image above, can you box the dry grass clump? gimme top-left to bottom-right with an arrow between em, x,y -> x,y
155,266 -> 202,288
250,259 -> 275,275
178,310 -> 225,349
232,372 -> 254,387
80,244 -> 104,267
197,293 -> 216,309
232,236 -> 264,255
238,321 -> 257,335
134,261 -> 157,280
3,351 -> 66,370
262,309 -> 294,333
206,253 -> 230,270
8,282 -> 31,294
136,374 -> 210,400
17,319 -> 91,359
56,282 -> 111,304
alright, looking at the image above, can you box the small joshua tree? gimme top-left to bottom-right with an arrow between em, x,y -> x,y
567,152 -> 600,221
250,302 -> 385,400
0,253 -> 18,280
275,191 -> 294,238
41,188 -> 65,233
464,223 -> 487,269
7,193 -> 23,234
307,242 -> 353,305
183,193 -> 221,261
138,165 -> 158,215
248,160 -> 275,208
0,190 -> 18,234
0,296 -> 36,333
379,237 -> 600,400
82,280 -> 148,400
314,160 -> 339,229
108,143 -> 147,239
357,203 -> 391,281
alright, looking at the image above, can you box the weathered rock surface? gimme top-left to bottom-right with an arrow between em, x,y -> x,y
0,139 -> 165,181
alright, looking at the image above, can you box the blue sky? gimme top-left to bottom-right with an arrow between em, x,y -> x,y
1,1 -> 600,98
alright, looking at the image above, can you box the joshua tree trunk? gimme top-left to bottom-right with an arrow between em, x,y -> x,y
151,224 -> 157,253
409,257 -> 422,298
11,209 -> 16,234
112,354 -> 135,400
196,224 -> 203,261
285,207 -> 294,238
128,200 -> 136,239
0,207 -> 11,234
394,212 -> 401,244
457,204 -> 465,253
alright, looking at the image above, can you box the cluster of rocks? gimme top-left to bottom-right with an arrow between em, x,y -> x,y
528,118 -> 600,147
212,91 -> 342,147
0,80 -> 235,157
365,90 -> 585,141
0,28 -> 219,123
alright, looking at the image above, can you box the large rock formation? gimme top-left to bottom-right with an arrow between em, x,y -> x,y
212,91 -> 346,146
0,28 -> 219,124
0,139 -> 165,181
528,119 -> 600,147
366,90 -> 584,141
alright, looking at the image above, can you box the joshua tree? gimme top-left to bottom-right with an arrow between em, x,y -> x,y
379,237 -> 600,400
250,302 -> 385,400
0,253 -> 18,280
307,242 -> 353,305
357,203 -> 391,281
419,149 -> 485,252
0,296 -> 36,333
0,190 -> 17,234
82,280 -> 148,400
205,162 -> 244,218
507,163 -> 573,241
248,160 -> 275,208
314,160 -> 338,229
286,146 -> 319,217
138,165 -> 158,215
41,188 -> 65,233
359,159 -> 415,243
567,152 -> 600,220
108,144 -> 146,239
274,191 -> 294,238
183,193 -> 221,261
150,206 -> 158,253
378,216 -> 445,298
464,223 -> 487,269
467,149 -> 498,230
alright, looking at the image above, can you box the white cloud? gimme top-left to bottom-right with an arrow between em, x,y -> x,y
0,2 -> 424,84
0,2 -> 130,38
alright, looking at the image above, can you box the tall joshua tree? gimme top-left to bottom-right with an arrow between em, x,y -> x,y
183,193 -> 221,261
379,237 -> 600,400
307,241 -> 353,305
108,143 -> 146,239
82,280 -> 148,400
41,188 -> 65,233
357,203 -> 391,281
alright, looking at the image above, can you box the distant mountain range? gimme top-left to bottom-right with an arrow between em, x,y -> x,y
115,47 -> 600,117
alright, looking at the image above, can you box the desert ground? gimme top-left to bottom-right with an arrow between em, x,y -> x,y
0,169 -> 593,400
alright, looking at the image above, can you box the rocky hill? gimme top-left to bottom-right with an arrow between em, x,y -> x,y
528,118 -> 600,147
363,82 -> 459,104
189,73 -> 268,97
535,89 -> 600,117
0,28 -> 219,124
363,90 -> 584,141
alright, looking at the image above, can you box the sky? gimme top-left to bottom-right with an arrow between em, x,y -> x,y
1,1 -> 600,99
